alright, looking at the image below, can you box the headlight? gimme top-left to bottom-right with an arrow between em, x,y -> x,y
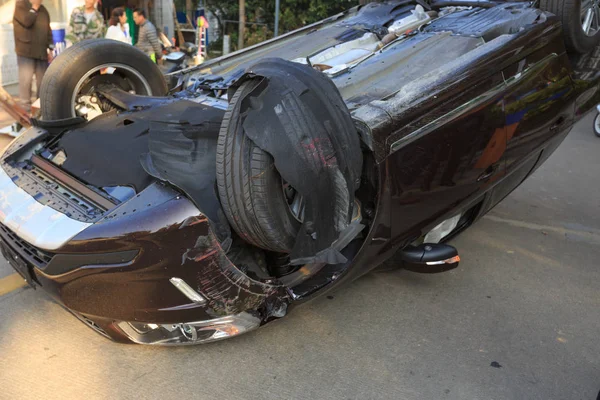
116,312 -> 261,345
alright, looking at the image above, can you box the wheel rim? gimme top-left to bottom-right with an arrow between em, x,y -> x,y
581,0 -> 600,37
282,181 -> 305,222
71,63 -> 153,120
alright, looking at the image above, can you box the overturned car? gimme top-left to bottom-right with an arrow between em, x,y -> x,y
1,0 -> 599,345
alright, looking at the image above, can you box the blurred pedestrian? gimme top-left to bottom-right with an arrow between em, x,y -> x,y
66,0 -> 105,46
105,7 -> 131,44
133,8 -> 162,62
12,0 -> 54,108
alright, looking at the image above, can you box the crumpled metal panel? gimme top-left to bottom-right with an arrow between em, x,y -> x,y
139,101 -> 230,238
185,232 -> 287,316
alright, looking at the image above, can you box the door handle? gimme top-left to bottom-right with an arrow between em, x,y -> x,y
477,164 -> 498,182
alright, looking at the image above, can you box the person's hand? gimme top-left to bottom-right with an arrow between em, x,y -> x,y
47,51 -> 54,63
30,0 -> 41,10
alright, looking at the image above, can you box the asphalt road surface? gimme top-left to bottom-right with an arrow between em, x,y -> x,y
0,115 -> 599,400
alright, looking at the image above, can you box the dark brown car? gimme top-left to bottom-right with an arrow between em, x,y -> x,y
1,0 -> 599,345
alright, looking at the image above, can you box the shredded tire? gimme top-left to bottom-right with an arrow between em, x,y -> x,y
216,80 -> 302,253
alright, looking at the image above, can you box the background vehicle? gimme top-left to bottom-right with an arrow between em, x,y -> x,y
1,0 -> 599,345
158,31 -> 198,79
594,104 -> 600,136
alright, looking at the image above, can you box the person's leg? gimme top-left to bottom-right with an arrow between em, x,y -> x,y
17,56 -> 34,107
34,59 -> 48,99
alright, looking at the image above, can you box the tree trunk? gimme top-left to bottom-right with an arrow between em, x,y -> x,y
238,0 -> 245,49
186,0 -> 193,24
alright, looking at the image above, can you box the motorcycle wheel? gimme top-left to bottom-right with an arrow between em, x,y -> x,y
593,112 -> 600,137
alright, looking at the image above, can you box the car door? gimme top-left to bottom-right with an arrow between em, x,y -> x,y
387,72 -> 507,240
501,46 -> 576,175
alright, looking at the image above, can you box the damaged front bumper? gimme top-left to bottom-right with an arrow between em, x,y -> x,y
0,135 -> 291,344
0,195 -> 288,344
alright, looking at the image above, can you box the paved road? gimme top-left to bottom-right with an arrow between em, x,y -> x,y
0,116 -> 599,400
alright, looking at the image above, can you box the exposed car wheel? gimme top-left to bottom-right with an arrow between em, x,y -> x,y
216,80 -> 303,253
594,112 -> 600,137
540,0 -> 600,54
39,39 -> 168,121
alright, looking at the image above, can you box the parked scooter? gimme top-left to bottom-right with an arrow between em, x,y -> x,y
158,32 -> 198,89
161,51 -> 187,73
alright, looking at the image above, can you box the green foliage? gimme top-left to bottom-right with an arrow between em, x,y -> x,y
272,0 -> 356,31
204,0 -> 358,49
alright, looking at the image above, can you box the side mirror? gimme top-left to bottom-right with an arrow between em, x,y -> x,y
400,243 -> 460,274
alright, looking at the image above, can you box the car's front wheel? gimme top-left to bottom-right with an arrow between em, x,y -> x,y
540,0 -> 600,54
39,39 -> 168,121
216,80 -> 304,254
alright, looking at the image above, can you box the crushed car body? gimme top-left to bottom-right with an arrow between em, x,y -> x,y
1,0 -> 600,345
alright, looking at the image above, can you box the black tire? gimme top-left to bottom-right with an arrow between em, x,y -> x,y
40,39 -> 167,120
594,112 -> 600,137
216,80 -> 302,253
540,0 -> 600,54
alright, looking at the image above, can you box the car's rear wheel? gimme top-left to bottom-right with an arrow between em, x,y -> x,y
39,39 -> 167,121
540,0 -> 600,53
216,80 -> 303,254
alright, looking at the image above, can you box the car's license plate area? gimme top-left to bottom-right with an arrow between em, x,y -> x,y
1,242 -> 35,288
